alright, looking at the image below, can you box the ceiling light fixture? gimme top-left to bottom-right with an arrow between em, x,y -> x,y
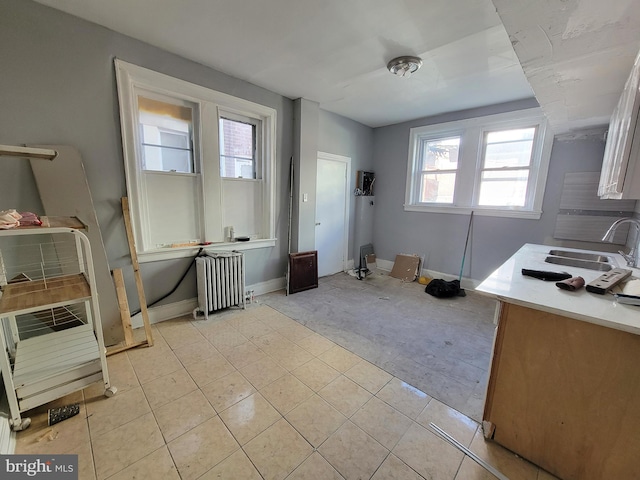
387,56 -> 423,78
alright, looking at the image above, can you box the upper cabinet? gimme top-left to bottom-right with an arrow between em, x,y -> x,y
599,50 -> 640,199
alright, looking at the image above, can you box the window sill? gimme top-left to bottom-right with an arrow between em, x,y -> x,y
138,238 -> 277,263
403,204 -> 542,219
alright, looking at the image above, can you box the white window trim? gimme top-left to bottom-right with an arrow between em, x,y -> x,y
135,238 -> 277,263
115,59 -> 277,261
404,108 -> 553,219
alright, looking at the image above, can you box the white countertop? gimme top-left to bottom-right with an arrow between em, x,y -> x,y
476,243 -> 640,335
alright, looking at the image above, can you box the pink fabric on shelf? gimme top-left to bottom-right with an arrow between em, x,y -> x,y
0,209 -> 21,229
0,210 -> 43,228
18,211 -> 42,226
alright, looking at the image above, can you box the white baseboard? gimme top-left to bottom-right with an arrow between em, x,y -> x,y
131,298 -> 198,328
376,258 -> 394,272
131,276 -> 287,328
376,258 -> 481,291
246,276 -> 286,297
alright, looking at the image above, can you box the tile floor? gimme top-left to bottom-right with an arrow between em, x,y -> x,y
261,272 -> 497,421
16,304 -> 558,480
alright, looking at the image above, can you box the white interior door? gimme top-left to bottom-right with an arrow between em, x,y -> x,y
315,153 -> 350,277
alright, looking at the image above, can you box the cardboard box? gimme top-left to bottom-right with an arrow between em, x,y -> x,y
389,254 -> 420,281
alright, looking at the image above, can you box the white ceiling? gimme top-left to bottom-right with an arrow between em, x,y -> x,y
494,0 -> 640,133
33,0 -> 640,132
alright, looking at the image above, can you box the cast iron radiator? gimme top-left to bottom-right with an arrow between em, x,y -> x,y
195,252 -> 245,319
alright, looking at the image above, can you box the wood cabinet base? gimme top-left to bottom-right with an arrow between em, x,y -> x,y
484,303 -> 640,480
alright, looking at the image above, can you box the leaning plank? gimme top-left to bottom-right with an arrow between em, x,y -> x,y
106,341 -> 148,357
112,268 -> 134,346
121,197 -> 154,347
106,268 -> 151,356
29,145 -> 121,345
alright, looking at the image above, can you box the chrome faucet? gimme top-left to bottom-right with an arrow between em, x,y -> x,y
602,218 -> 640,267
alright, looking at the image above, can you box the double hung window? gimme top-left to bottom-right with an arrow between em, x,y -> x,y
115,60 -> 277,261
405,109 -> 552,218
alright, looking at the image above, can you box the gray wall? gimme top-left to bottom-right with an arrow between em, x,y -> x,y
0,0 -> 294,315
0,0 -> 377,323
291,99 -> 320,253
290,106 -> 374,263
318,110 -> 374,265
371,101 -> 615,282
3,0 -> 618,312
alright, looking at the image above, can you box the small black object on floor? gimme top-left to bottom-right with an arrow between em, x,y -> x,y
48,404 -> 80,426
425,279 -> 466,298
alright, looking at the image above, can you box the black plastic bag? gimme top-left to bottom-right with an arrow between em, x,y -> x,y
425,279 -> 463,298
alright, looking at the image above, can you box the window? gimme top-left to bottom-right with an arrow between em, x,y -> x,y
219,115 -> 258,179
138,96 -> 195,173
416,136 -> 460,204
405,109 -> 552,219
115,60 -> 277,261
477,127 -> 536,207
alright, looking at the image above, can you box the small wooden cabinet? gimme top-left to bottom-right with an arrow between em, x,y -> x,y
288,251 -> 318,294
484,302 -> 640,479
0,217 -> 116,431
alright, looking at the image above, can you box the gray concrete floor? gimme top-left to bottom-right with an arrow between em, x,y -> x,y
260,271 -> 497,421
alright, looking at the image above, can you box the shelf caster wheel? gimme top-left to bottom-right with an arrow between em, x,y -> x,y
104,386 -> 118,397
10,417 -> 31,432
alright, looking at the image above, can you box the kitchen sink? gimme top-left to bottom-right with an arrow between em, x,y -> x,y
545,256 -> 613,271
548,249 -> 612,263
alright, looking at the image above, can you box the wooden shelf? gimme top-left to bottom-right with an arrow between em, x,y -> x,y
0,274 -> 91,315
2,216 -> 86,231
40,216 -> 86,229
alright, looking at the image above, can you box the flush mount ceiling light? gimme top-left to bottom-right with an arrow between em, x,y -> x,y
387,56 -> 423,78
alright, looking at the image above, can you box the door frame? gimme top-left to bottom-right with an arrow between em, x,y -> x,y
316,151 -> 351,274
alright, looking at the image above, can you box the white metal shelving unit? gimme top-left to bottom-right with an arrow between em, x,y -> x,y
0,216 -> 116,431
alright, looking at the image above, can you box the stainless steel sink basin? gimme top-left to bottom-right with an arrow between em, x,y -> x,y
548,249 -> 611,263
545,256 -> 613,271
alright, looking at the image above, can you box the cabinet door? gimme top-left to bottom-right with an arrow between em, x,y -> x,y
484,303 -> 640,479
599,51 -> 640,199
599,102 -> 623,196
288,251 -> 318,294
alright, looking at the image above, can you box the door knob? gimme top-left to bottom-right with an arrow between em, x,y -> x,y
315,222 -> 321,226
